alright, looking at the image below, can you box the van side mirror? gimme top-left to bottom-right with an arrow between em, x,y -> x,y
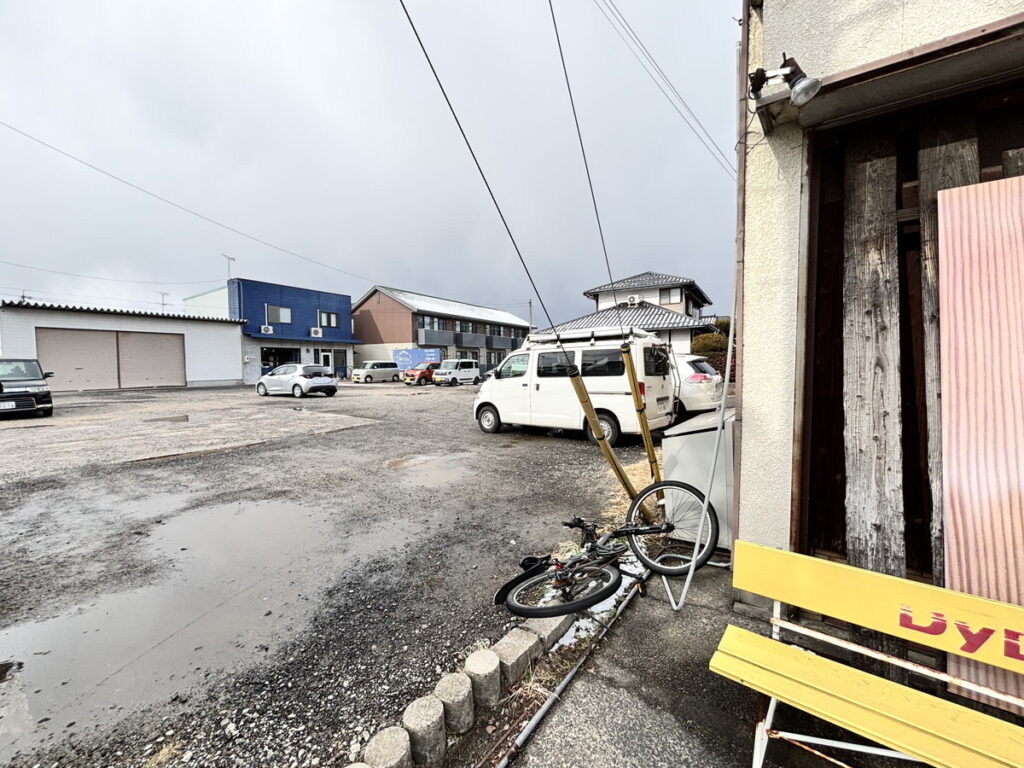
44,371 -> 54,378
492,369 -> 501,380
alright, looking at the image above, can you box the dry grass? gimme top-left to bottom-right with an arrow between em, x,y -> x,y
144,742 -> 182,767
600,448 -> 662,527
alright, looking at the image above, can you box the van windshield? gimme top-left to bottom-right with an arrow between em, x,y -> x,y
0,360 -> 43,381
440,361 -> 458,370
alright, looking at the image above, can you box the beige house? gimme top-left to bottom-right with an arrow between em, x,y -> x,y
735,2 -> 1024,590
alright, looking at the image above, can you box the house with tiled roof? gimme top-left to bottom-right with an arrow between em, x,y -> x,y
547,271 -> 717,352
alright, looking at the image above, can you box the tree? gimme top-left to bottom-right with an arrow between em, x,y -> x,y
691,332 -> 728,355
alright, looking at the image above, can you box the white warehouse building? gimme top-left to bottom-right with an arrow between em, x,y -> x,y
0,301 -> 244,391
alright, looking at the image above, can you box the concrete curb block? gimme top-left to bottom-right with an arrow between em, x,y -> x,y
523,614 -> 575,650
464,648 -> 501,709
491,628 -> 542,687
362,726 -> 411,768
402,695 -> 446,765
434,672 -> 474,734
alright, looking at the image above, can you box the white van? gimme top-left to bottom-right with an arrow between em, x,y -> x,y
433,359 -> 482,386
351,360 -> 401,383
473,328 -> 674,446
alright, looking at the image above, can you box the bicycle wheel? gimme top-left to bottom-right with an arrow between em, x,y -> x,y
625,480 -> 719,577
505,564 -> 622,618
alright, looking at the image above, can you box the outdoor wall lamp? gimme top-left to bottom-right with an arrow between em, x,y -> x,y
749,53 -> 821,106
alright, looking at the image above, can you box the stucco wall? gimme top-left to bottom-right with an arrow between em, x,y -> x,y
759,0 -> 1023,83
738,1 -> 1023,551
352,291 -> 414,344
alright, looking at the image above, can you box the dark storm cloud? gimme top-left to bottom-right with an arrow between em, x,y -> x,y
0,1 -> 739,324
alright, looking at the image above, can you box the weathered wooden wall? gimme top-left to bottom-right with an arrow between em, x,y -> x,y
842,129 -> 905,579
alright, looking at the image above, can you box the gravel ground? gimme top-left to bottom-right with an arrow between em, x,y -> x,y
0,383 -> 650,766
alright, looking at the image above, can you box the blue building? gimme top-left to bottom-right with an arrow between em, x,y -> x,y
184,278 -> 358,383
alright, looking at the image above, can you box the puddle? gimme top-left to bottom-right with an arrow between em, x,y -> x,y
384,454 -> 473,487
142,413 -> 213,424
0,500 -> 420,762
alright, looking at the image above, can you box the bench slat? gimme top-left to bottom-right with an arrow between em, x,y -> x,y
733,541 -> 1024,675
710,625 -> 1024,768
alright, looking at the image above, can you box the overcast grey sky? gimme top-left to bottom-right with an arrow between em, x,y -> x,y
0,1 -> 739,325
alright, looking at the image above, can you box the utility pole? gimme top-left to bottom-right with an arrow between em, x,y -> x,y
528,299 -> 533,330
156,291 -> 169,311
221,252 -> 236,279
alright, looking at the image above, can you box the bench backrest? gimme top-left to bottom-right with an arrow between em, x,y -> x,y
734,541 -> 1024,676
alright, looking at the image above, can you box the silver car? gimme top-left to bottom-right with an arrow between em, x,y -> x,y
256,364 -> 337,398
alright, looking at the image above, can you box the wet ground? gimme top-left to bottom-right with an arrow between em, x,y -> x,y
0,383 -> 646,765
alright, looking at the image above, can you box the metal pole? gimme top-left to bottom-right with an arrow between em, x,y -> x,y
528,298 -> 533,329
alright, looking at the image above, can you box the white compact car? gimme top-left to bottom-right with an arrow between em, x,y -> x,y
473,328 -> 675,446
672,354 -> 724,415
433,359 -> 482,386
351,360 -> 401,383
256,364 -> 337,398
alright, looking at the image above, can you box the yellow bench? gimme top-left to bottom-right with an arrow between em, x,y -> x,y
710,541 -> 1024,767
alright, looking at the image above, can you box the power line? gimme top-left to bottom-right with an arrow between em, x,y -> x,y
0,284 -> 178,306
0,119 -> 378,283
397,0 -> 565,342
0,258 -> 220,285
591,0 -> 736,179
601,0 -> 735,173
547,0 -> 625,339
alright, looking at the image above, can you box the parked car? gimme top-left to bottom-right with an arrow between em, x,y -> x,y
0,358 -> 54,417
672,354 -> 724,416
404,361 -> 440,386
473,328 -> 674,445
256,364 -> 337,398
351,360 -> 401,383
433,359 -> 482,386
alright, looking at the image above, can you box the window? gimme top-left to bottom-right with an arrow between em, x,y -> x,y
487,324 -> 505,336
690,360 -> 718,375
487,350 -> 504,367
512,327 -> 526,338
581,349 -> 625,377
417,315 -> 437,330
643,346 -> 670,376
319,311 -> 338,328
456,320 -> 477,333
456,349 -> 479,361
498,354 -> 528,378
267,305 -> 292,324
537,351 -> 574,377
459,361 -> 476,370
659,287 -> 682,305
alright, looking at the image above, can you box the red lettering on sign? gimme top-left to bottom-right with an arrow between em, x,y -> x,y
899,606 -> 946,635
953,621 -> 995,654
1005,629 -> 1024,662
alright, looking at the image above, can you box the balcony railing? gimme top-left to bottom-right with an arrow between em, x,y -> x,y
417,328 -> 455,346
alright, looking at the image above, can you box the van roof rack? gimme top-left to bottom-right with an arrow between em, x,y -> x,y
525,326 -> 656,344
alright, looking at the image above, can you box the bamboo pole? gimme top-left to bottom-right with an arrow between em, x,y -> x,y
620,342 -> 662,485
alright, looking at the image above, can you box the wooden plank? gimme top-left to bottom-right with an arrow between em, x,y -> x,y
940,176 -> 1024,708
710,626 -> 1024,768
843,128 -> 904,577
732,541 -> 1024,674
918,115 -> 979,586
1004,148 -> 1024,178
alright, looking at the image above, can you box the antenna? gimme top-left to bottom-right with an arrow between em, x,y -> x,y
19,289 -> 33,302
156,291 -> 169,311
221,252 -> 236,279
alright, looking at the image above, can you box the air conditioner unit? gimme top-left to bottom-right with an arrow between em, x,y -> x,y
310,327 -> 323,338
627,295 -> 640,306
260,325 -> 274,334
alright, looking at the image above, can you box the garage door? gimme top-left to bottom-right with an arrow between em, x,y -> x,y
36,328 -> 119,392
118,331 -> 185,388
34,328 -> 186,391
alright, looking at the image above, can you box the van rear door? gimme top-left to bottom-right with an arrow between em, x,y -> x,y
642,344 -> 675,424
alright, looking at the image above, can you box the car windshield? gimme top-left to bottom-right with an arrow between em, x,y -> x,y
412,362 -> 432,370
0,360 -> 43,381
440,361 -> 458,370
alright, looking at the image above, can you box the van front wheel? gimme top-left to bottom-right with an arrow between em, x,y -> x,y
477,405 -> 501,434
585,414 -> 620,447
